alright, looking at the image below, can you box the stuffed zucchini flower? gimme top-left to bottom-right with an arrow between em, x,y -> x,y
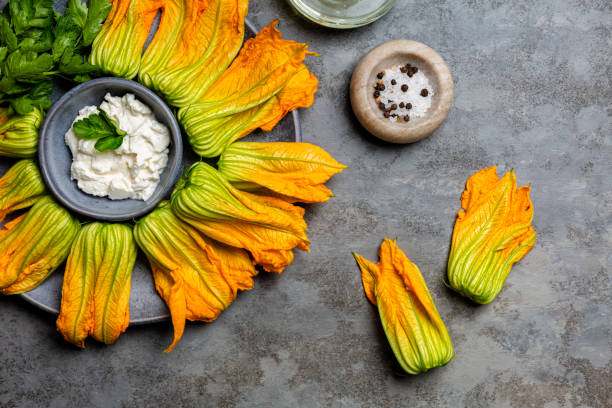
90,0 -> 163,79
447,167 -> 536,304
171,162 -> 310,274
134,202 -> 257,352
0,107 -> 42,158
140,0 -> 248,107
185,67 -> 318,157
353,239 -> 454,375
178,20 -> 317,156
0,159 -> 47,223
57,223 -> 137,348
218,142 -> 346,203
0,196 -> 80,295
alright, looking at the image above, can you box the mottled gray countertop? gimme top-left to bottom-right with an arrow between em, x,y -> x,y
1,0 -> 610,407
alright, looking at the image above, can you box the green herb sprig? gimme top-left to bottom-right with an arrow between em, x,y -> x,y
0,0 -> 111,115
73,108 -> 126,152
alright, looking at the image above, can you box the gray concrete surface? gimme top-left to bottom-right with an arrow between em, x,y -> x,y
1,0 -> 611,407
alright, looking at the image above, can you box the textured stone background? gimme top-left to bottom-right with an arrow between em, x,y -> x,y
1,0 -> 610,407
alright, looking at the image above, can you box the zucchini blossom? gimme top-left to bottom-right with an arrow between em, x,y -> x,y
89,0 -> 162,79
57,223 -> 137,348
177,21 -> 317,157
0,196 -> 80,295
171,162 -> 309,274
134,202 -> 257,352
184,67 -> 318,158
354,239 -> 454,375
218,142 -> 346,203
447,167 -> 536,304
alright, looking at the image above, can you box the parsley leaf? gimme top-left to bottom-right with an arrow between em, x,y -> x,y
73,112 -> 115,140
0,76 -> 29,95
66,0 -> 88,29
73,108 -> 126,152
81,0 -> 112,47
99,109 -> 126,136
95,135 -> 124,152
8,79 -> 53,114
8,0 -> 34,36
0,15 -> 18,52
31,0 -> 54,31
3,50 -> 55,82
52,14 -> 81,61
9,0 -> 54,35
72,74 -> 93,83
18,29 -> 53,53
58,49 -> 99,76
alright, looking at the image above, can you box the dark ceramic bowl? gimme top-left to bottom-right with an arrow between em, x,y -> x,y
38,78 -> 183,221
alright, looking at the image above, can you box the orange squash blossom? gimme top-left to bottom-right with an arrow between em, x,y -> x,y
218,142 -> 346,203
447,167 -> 536,304
354,239 -> 454,375
134,202 -> 257,352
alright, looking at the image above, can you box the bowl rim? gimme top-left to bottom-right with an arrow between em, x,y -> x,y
350,40 -> 453,144
38,77 -> 184,221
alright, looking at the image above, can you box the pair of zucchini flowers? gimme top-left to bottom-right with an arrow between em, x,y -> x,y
136,143 -> 346,351
354,167 -> 535,374
91,0 -> 318,157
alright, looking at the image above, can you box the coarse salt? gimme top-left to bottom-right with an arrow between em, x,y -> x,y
375,65 -> 434,122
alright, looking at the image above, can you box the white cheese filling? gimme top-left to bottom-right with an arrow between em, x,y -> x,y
65,93 -> 171,201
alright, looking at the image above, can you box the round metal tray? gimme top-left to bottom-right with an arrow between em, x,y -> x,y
2,3 -> 301,324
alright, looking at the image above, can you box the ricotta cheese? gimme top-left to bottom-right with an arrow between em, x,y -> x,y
65,93 -> 171,201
